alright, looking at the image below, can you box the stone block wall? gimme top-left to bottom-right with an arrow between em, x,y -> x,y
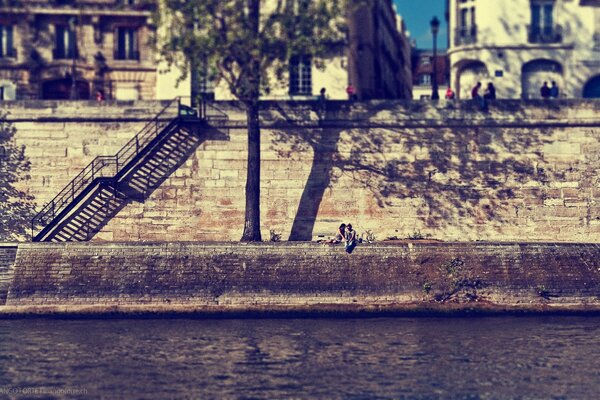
6,242 -> 600,311
0,244 -> 18,304
4,99 -> 600,242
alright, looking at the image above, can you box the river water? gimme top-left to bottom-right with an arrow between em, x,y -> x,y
0,316 -> 599,399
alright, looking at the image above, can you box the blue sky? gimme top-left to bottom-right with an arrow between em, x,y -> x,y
393,0 -> 448,50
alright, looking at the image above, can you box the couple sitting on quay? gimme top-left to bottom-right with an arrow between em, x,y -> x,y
328,223 -> 358,254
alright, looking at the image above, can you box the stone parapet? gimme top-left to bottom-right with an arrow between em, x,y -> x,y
0,244 -> 18,305
3,242 -> 600,314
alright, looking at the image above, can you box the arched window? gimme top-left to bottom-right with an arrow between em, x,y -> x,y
521,59 -> 563,99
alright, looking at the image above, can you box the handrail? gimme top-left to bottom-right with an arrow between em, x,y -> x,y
31,97 -> 181,240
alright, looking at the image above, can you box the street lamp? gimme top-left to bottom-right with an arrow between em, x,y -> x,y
68,16 -> 78,100
430,16 -> 440,100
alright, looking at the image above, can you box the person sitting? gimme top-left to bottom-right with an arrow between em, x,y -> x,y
540,82 -> 551,98
471,82 -> 487,110
549,81 -> 559,98
484,82 -> 496,100
327,223 -> 346,244
471,82 -> 481,99
345,224 -> 357,254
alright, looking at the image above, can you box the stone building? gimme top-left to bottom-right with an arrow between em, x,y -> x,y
0,0 -> 156,100
160,0 -> 413,101
447,0 -> 600,99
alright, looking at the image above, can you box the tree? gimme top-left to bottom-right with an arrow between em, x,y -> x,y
0,113 -> 36,241
155,0 -> 346,241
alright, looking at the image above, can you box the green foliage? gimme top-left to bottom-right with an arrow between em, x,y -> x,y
408,230 -> 431,240
269,229 -> 282,242
0,113 -> 36,241
440,258 -> 464,276
536,285 -> 550,299
154,0 -> 347,102
422,282 -> 432,294
430,258 -> 484,303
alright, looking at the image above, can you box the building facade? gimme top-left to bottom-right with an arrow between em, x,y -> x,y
411,50 -> 449,100
447,0 -> 600,99
0,0 -> 156,100
174,0 -> 413,102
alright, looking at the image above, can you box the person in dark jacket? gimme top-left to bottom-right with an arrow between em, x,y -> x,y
484,82 -> 496,100
540,82 -> 551,98
549,81 -> 559,98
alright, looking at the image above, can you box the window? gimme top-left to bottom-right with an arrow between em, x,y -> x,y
115,83 -> 139,100
54,25 -> 77,59
289,55 -> 312,95
529,0 -> 561,42
115,27 -> 139,60
531,1 -> 554,34
456,0 -> 476,45
421,56 -> 431,66
0,81 -> 16,100
0,25 -> 16,58
418,74 -> 432,86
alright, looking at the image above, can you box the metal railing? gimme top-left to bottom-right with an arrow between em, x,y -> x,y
454,25 -> 477,46
527,24 -> 563,44
31,97 -> 181,240
114,50 -> 140,61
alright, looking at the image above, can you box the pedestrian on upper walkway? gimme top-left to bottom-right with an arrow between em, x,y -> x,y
540,82 -> 551,98
318,87 -> 327,120
484,82 -> 496,100
550,81 -> 559,98
471,82 -> 487,111
346,84 -> 357,101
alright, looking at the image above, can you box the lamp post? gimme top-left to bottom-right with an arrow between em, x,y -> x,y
430,16 -> 440,100
68,16 -> 78,100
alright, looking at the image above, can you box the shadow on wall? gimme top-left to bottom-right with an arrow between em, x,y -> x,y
272,101 -> 559,241
0,113 -> 37,241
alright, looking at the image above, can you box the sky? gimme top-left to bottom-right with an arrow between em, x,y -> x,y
393,0 -> 448,50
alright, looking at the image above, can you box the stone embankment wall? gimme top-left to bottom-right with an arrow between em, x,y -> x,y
4,99 -> 600,242
5,242 -> 600,313
0,244 -> 18,304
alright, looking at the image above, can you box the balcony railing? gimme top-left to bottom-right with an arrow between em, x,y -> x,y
53,48 -> 78,59
114,50 -> 140,61
528,24 -> 563,44
454,25 -> 477,46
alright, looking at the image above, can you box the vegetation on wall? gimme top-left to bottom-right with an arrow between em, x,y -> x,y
0,113 -> 36,241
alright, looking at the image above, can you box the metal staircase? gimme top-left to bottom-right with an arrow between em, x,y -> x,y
31,98 -> 227,242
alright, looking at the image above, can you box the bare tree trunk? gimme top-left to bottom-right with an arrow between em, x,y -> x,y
241,101 -> 262,241
241,0 -> 262,241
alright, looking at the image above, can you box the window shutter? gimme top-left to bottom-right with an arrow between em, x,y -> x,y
0,25 -> 4,58
6,25 -> 13,56
117,28 -> 126,59
128,28 -> 135,59
68,27 -> 76,57
56,25 -> 65,57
